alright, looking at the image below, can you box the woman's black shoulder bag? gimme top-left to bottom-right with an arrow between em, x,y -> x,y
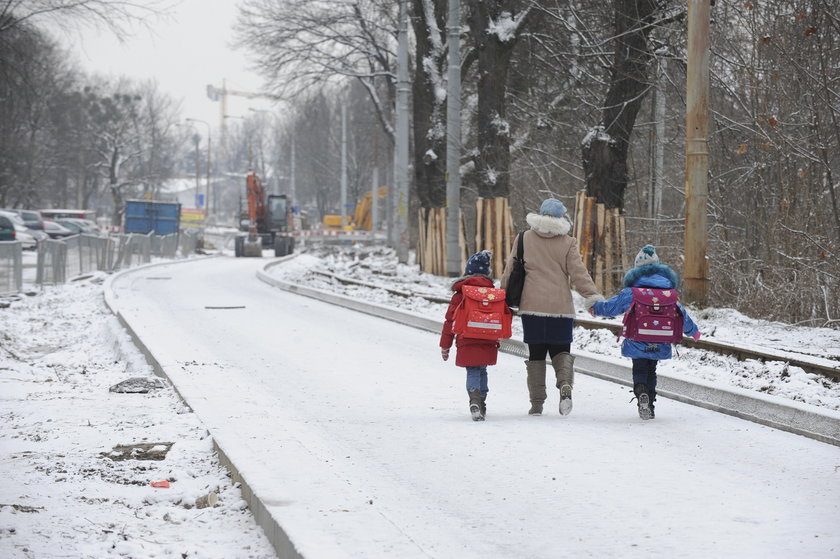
505,232 -> 526,307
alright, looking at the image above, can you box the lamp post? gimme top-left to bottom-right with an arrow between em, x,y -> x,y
185,118 -> 211,217
394,0 -> 410,262
191,133 -> 201,206
445,0 -> 462,276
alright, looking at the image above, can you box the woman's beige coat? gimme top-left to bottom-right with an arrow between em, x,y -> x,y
500,213 -> 603,318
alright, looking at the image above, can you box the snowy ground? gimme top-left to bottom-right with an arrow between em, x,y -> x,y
272,244 -> 840,411
1,244 -> 839,558
104,252 -> 840,558
0,271 -> 277,558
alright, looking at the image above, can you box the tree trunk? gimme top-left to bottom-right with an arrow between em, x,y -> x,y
468,1 -> 530,198
412,0 -> 451,274
581,0 -> 659,211
411,0 -> 448,210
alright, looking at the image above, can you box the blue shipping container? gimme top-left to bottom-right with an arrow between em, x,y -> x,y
124,200 -> 181,235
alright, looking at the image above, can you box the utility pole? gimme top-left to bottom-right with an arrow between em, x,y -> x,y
341,104 -> 348,229
445,0 -> 462,277
192,133 -> 201,207
290,135 -> 296,203
394,0 -> 410,262
186,118 -> 211,216
372,130 -> 379,233
372,168 -> 380,232
206,133 -> 211,215
684,0 -> 711,305
650,58 -> 666,226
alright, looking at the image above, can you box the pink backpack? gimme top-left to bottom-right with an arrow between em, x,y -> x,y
621,287 -> 685,344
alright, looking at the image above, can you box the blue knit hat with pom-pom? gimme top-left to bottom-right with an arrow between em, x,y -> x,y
465,250 -> 492,276
634,245 -> 660,267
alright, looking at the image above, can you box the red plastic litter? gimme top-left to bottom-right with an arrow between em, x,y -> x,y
150,480 -> 170,488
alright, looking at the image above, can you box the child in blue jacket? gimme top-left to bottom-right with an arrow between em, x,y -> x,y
588,245 -> 700,420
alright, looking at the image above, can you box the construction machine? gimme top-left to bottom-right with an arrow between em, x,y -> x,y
321,186 -> 387,231
234,172 -> 295,257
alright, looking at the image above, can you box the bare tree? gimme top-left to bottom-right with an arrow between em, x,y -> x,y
466,0 -> 533,198
216,0 -> 840,326
704,0 -> 840,325
501,2 -> 611,224
412,0 -> 448,209
0,21 -> 65,207
133,80 -> 182,199
580,0 -> 679,210
0,0 -> 172,35
236,0 -> 398,143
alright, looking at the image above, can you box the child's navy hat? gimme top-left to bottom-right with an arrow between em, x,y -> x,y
465,250 -> 492,276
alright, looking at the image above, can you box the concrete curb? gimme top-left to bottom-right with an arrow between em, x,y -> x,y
105,257 -> 305,559
258,261 -> 840,447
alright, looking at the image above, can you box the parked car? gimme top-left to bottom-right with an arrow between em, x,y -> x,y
43,220 -> 76,239
0,210 -> 36,249
55,219 -> 84,235
19,209 -> 45,232
26,227 -> 48,243
0,208 -> 44,231
57,218 -> 101,235
0,214 -> 15,241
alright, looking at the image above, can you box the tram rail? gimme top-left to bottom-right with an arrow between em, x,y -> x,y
310,269 -> 840,380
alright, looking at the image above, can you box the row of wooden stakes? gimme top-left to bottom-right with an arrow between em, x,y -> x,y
416,193 -> 627,295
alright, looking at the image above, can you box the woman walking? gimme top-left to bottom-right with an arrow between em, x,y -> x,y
500,198 -> 603,416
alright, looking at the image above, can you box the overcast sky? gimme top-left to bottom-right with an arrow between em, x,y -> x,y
48,0 -> 278,132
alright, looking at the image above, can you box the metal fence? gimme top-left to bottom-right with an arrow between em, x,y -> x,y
0,241 -> 23,295
180,229 -> 199,256
0,232 -> 191,293
36,239 -> 67,285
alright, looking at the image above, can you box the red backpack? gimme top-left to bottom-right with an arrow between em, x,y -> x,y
621,287 -> 685,344
452,285 -> 513,341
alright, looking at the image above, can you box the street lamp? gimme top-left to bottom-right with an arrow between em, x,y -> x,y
185,118 -> 211,216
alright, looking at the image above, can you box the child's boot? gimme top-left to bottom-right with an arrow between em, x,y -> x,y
480,394 -> 487,417
551,352 -> 575,416
525,360 -> 547,415
468,389 -> 485,421
633,383 -> 652,420
649,390 -> 656,419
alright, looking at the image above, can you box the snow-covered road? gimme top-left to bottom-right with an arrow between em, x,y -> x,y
107,256 -> 840,559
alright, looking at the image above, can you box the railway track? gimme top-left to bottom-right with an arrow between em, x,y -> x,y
310,269 -> 840,380
258,260 -> 840,446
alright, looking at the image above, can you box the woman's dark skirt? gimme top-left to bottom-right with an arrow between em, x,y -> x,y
521,314 -> 574,344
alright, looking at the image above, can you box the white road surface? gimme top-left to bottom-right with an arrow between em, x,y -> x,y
107,256 -> 840,559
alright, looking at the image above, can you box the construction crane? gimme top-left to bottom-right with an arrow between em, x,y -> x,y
206,80 -> 282,138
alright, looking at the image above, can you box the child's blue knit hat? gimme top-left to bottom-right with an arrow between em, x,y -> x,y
540,198 -> 567,218
634,245 -> 660,267
465,250 -> 492,276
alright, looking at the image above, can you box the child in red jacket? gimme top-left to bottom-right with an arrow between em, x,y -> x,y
440,250 -> 499,421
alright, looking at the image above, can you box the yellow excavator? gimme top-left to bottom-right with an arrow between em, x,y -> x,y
322,186 -> 387,231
